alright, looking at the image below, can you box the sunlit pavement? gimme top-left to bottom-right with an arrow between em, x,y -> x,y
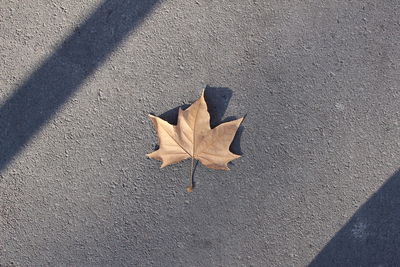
1,1 -> 399,266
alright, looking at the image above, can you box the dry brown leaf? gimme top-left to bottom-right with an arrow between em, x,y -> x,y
146,90 -> 243,191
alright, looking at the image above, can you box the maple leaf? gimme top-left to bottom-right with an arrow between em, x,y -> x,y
146,90 -> 243,191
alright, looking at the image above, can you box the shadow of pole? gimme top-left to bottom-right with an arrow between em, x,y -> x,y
0,0 -> 160,172
309,169 -> 400,266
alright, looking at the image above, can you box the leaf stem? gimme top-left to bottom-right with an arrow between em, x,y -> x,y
186,157 -> 194,192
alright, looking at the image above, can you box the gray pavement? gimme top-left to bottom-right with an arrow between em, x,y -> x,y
1,0 -> 400,266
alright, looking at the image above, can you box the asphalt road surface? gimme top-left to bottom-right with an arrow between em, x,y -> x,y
1,0 -> 399,266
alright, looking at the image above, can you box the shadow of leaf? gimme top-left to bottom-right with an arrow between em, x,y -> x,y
150,86 -> 244,156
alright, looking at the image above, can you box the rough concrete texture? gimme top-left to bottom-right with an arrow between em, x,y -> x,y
1,0 -> 400,266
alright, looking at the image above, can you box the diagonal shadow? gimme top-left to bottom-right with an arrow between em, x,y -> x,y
309,169 -> 400,266
0,0 -> 160,172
